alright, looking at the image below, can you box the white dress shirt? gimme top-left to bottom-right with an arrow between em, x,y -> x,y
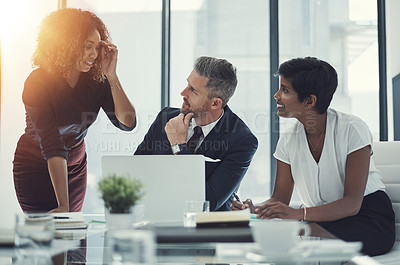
273,108 -> 385,207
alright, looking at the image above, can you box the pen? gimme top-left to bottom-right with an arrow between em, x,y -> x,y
233,192 -> 244,204
54,216 -> 70,219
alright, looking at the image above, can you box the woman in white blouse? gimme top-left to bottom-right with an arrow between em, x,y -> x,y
232,57 -> 395,256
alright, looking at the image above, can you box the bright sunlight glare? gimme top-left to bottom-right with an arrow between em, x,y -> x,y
67,0 -> 205,13
0,0 -> 45,39
349,0 -> 377,21
0,0 -> 33,37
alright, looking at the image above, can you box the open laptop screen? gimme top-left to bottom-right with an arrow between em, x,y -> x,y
101,155 -> 205,223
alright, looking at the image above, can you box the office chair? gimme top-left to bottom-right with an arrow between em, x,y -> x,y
372,141 -> 400,264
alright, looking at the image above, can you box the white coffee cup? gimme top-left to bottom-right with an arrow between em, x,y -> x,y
251,220 -> 310,261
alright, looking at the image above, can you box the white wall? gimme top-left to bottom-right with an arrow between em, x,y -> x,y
0,1 -> 57,228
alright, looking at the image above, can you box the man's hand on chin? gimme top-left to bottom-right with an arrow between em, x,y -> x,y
165,112 -> 194,146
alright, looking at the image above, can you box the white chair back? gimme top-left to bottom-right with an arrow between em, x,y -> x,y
373,141 -> 400,241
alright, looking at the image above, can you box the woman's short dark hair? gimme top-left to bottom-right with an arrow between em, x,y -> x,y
33,8 -> 110,82
276,57 -> 338,114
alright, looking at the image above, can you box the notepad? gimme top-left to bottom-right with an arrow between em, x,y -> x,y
52,212 -> 87,230
196,209 -> 250,227
54,229 -> 87,240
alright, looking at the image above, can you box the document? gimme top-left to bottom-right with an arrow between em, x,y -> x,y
52,212 -> 87,230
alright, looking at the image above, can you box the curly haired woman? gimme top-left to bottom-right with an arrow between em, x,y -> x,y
13,8 -> 136,213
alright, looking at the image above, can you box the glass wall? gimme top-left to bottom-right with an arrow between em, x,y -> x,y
0,0 -> 385,219
170,0 -> 271,202
279,0 -> 379,140
279,0 -> 379,203
67,0 -> 162,213
387,0 -> 400,140
0,0 -> 58,227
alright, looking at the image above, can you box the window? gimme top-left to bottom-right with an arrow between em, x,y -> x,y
67,0 -> 162,213
0,0 -> 58,224
170,0 -> 271,202
279,0 -> 379,140
279,0 -> 379,203
1,0 -> 386,218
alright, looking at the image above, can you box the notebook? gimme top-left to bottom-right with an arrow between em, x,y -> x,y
52,212 -> 87,230
196,209 -> 250,227
102,155 -> 206,223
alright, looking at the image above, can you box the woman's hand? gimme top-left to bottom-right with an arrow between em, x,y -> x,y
231,199 -> 256,213
99,41 -> 118,76
99,41 -> 136,129
48,204 -> 69,213
254,200 -> 302,220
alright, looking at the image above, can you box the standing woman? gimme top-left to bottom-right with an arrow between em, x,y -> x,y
13,8 -> 136,213
232,57 -> 395,256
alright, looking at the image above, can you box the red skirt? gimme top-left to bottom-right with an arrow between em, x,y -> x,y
13,134 -> 87,213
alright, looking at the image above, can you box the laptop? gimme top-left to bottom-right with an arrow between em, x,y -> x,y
101,155 -> 206,223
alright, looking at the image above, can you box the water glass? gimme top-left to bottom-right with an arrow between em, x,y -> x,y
15,213 -> 54,248
183,200 -> 210,227
110,229 -> 155,264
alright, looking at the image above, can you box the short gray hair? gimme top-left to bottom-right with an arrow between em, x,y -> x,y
194,56 -> 237,107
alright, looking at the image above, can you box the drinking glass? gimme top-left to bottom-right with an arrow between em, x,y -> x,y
14,213 -> 54,265
15,213 -> 54,248
183,200 -> 210,227
110,229 -> 155,264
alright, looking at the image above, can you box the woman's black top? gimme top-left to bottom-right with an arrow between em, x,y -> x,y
22,68 -> 135,161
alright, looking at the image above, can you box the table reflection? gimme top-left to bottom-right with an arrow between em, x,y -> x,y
2,220 -> 366,265
51,238 -> 86,265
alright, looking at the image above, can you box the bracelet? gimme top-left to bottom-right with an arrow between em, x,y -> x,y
110,83 -> 120,89
303,207 -> 307,221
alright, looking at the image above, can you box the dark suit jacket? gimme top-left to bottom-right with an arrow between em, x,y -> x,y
134,106 -> 258,211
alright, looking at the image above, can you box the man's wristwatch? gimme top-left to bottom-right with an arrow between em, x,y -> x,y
171,143 -> 186,155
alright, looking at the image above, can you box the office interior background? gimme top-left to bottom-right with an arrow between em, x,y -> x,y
1,0 -> 400,228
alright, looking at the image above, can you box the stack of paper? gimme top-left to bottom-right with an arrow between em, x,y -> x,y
52,212 -> 87,230
196,209 -> 250,227
54,229 -> 87,240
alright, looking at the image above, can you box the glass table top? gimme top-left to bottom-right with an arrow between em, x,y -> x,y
0,215 -> 374,265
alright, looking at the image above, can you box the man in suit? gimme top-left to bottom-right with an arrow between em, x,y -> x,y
135,56 -> 258,211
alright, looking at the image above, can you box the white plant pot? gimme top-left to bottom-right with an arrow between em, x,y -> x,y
105,211 -> 133,230
105,204 -> 145,230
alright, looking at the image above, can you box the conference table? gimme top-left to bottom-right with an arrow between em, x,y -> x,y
1,214 -> 377,265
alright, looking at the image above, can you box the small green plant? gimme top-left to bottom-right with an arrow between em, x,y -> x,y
98,174 -> 144,214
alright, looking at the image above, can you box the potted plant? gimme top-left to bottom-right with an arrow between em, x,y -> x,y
98,174 -> 144,229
